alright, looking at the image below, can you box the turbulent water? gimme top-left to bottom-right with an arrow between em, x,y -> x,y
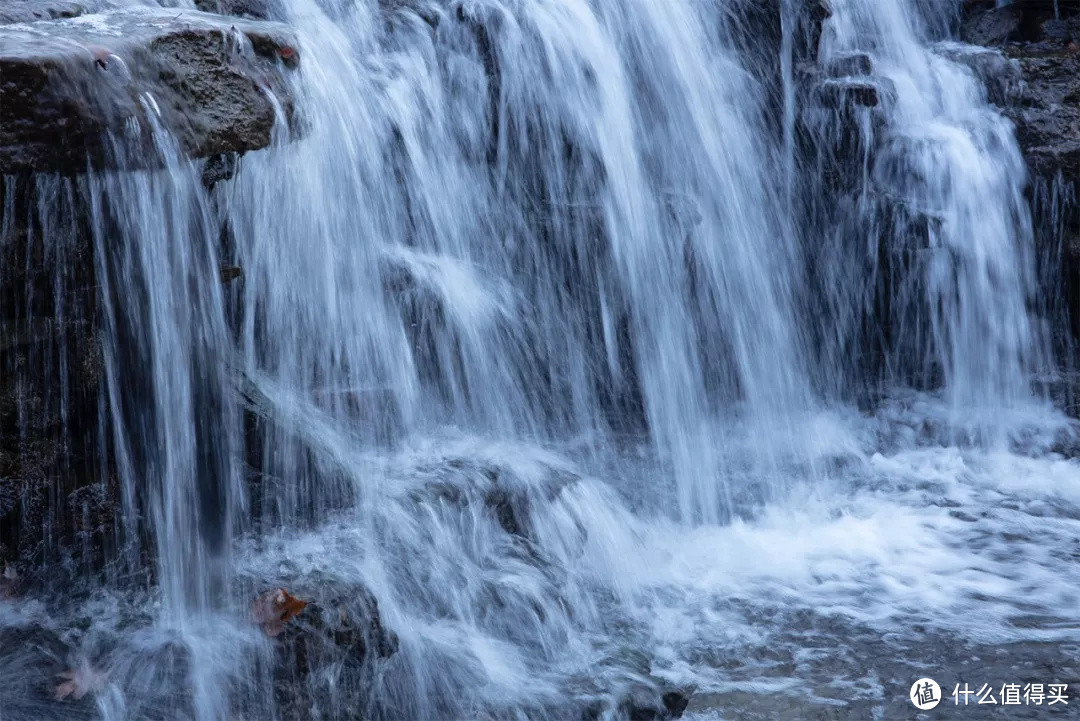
3,0 -> 1080,719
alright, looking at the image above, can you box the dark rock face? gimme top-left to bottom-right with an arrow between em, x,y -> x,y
961,3 -> 1023,46
0,6 -> 299,174
959,1 -> 1080,357
1003,48 -> 1080,188
0,178 -> 116,581
959,1 -> 1080,187
933,42 -> 1022,105
0,3 -> 302,576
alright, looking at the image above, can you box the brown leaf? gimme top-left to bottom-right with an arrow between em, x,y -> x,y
84,45 -> 112,69
55,666 -> 107,701
252,588 -> 309,637
279,589 -> 309,621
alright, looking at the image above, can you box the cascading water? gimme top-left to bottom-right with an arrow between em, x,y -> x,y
3,0 -> 1080,719
819,0 -> 1043,415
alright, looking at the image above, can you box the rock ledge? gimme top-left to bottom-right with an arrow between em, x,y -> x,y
0,6 -> 299,174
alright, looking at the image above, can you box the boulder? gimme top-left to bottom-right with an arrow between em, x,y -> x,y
247,580 -> 398,720
961,4 -> 1023,46
1001,47 -> 1080,188
0,625 -> 99,721
823,51 -> 874,78
0,0 -> 96,25
933,42 -> 1022,105
193,0 -> 278,20
408,455 -> 580,540
0,6 -> 300,174
813,77 -> 898,112
958,1 -> 1080,185
580,675 -> 692,721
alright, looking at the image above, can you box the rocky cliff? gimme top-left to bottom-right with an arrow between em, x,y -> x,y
1,0 -> 1078,584
0,0 -> 300,578
958,0 -> 1080,352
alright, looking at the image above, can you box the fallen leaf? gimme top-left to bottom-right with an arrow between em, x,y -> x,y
55,665 -> 107,701
85,45 -> 111,69
252,588 -> 309,637
277,45 -> 299,68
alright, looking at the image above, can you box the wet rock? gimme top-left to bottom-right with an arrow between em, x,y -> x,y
0,6 -> 300,174
0,254 -> 112,578
201,152 -> 239,189
194,0 -> 277,20
814,78 -> 894,109
0,625 -> 99,721
0,0 -> 96,24
823,51 -> 873,78
933,42 -> 1021,105
0,467 -> 120,582
277,587 -> 398,668
582,679 -> 692,721
220,265 -> 243,284
260,581 -> 398,720
626,686 -> 691,721
962,4 -> 1023,46
961,3 -> 1080,354
0,185 -> 113,578
1041,17 -> 1073,42
0,563 -> 20,598
410,456 -> 580,540
1000,46 -> 1080,188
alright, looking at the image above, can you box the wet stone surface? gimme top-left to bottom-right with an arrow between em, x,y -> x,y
683,616 -> 1080,720
0,5 -> 300,173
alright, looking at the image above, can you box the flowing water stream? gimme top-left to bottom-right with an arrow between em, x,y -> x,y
2,0 -> 1079,719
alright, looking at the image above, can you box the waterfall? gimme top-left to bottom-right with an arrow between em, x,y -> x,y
2,0 -> 1079,719
817,0 -> 1042,417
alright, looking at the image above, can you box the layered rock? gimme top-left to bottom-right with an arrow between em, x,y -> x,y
960,0 -> 1080,187
958,1 -> 1080,355
0,2 -> 302,577
0,5 -> 299,173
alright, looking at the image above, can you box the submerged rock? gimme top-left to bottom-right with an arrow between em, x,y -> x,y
0,6 -> 300,174
581,677 -> 692,721
814,78 -> 886,108
409,455 -> 581,540
253,579 -> 398,720
823,51 -> 874,78
933,42 -> 1022,105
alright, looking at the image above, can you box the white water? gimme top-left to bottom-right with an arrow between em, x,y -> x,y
2,0 -> 1079,719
